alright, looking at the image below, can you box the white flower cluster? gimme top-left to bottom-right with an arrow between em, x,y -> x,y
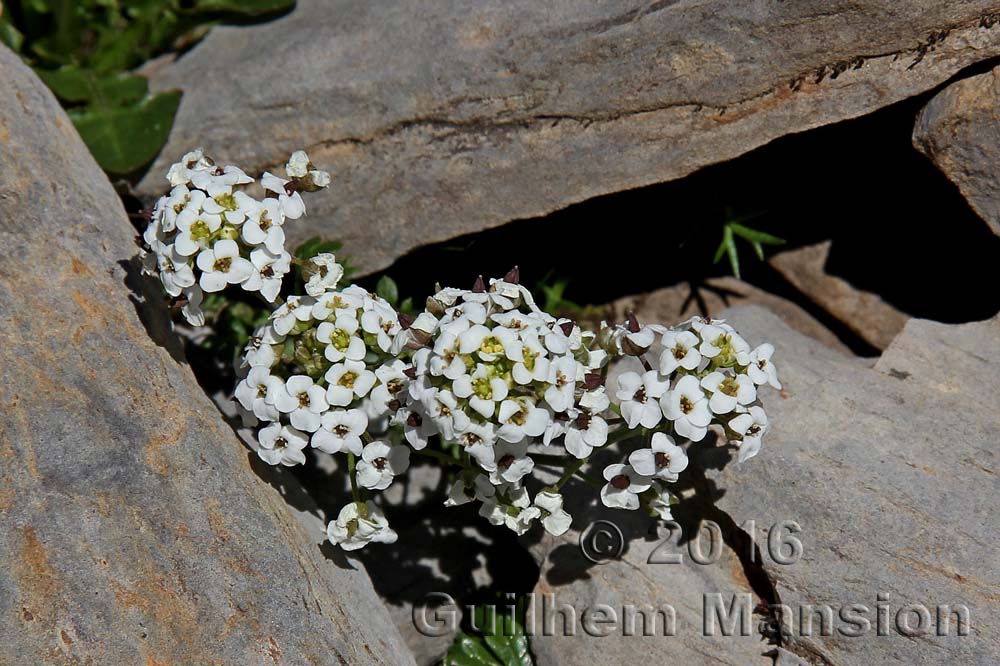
598,315 -> 781,512
236,282 -> 410,549
141,148 -> 330,326
398,275 -> 611,539
232,264 -> 780,551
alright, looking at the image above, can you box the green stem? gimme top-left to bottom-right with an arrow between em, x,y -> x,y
347,452 -> 361,505
554,455 -> 590,491
573,470 -> 603,489
531,453 -> 570,466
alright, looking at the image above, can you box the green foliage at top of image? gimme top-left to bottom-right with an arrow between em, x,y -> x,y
0,0 -> 294,174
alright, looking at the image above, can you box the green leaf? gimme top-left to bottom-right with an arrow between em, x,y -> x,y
443,633 -> 503,666
0,16 -> 25,52
294,236 -> 343,261
729,223 -> 786,246
376,275 -> 399,306
69,89 -> 182,174
35,66 -> 148,105
191,0 -> 295,16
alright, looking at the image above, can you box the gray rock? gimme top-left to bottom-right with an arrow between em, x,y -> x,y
139,0 -> 1000,274
914,63 -> 1000,237
709,306 -> 999,665
0,45 -> 414,666
526,306 -> 998,665
769,241 -> 910,350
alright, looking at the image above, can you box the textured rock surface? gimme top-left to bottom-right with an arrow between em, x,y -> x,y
914,63 -> 1000,236
0,45 -> 413,666
527,306 -> 998,665
769,241 -> 910,349
611,276 -> 854,355
711,307 -> 999,665
138,0 -> 1000,274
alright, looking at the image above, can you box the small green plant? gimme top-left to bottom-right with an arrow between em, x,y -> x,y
713,209 -> 785,279
444,595 -> 534,666
0,0 -> 294,174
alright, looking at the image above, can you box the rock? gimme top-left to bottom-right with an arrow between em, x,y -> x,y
913,63 -> 1000,237
769,241 -> 910,350
0,45 -> 414,666
526,305 -> 999,665
708,306 -> 999,665
610,276 -> 854,356
138,0 -> 1000,274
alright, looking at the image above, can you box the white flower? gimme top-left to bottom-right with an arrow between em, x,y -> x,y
174,208 -> 221,256
600,463 -> 652,510
422,389 -> 470,441
564,411 -> 609,459
628,433 -> 688,482
271,295 -> 315,336
312,290 -> 363,320
544,356 -> 579,413
261,171 -> 305,219
395,406 -> 437,450
243,332 -> 278,368
533,490 -> 572,536
659,329 -> 702,374
155,244 -> 196,297
429,331 -> 468,379
739,343 -> 781,389
195,239 -> 254,292
327,501 -> 397,551
729,406 -> 769,463
615,370 -> 668,429
257,423 -> 308,466
459,324 -> 523,363
369,360 -> 409,414
357,440 -> 410,490
234,367 -> 281,422
241,198 -> 286,254
286,150 -> 312,178
304,253 -> 344,297
698,323 -> 750,361
496,398 -> 549,443
444,474 -> 494,507
311,408 -> 368,455
361,303 -> 401,352
181,285 -> 205,327
700,371 -> 757,415
512,330 -> 550,385
648,482 -> 677,520
544,319 -> 579,354
488,441 -> 534,483
660,374 -> 712,441
453,364 -> 509,419
243,247 -> 291,302
273,374 -> 329,432
480,484 -> 539,535
456,422 -> 497,469
325,360 -> 377,406
316,315 -> 366,363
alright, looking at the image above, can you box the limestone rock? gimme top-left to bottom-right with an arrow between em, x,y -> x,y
914,63 -> 1000,237
138,0 -> 1000,274
769,241 -> 910,350
709,306 -> 999,665
0,45 -> 414,666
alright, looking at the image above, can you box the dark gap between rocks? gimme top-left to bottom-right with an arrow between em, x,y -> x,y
372,83 -> 1000,352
